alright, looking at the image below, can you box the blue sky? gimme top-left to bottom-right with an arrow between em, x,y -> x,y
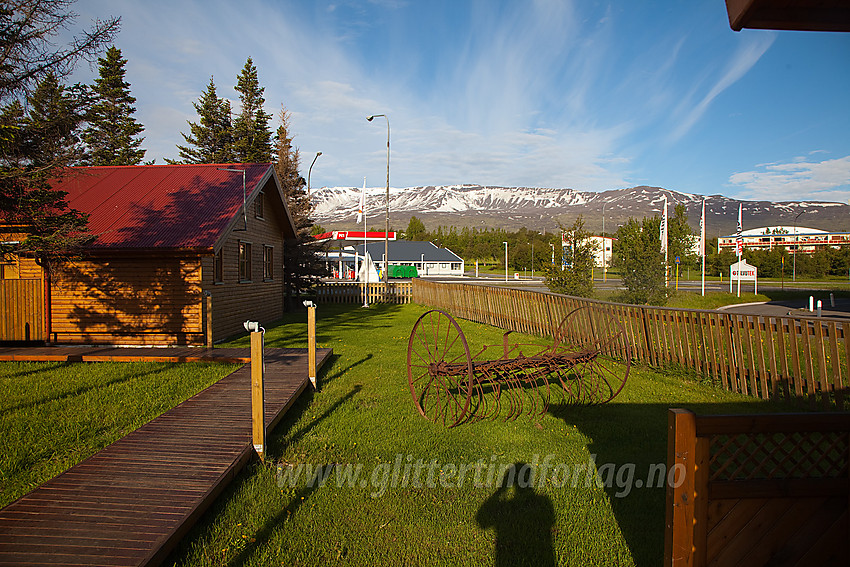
70,0 -> 850,202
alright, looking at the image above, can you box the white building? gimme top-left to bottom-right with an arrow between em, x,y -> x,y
718,226 -> 850,254
355,241 -> 465,277
586,236 -> 614,268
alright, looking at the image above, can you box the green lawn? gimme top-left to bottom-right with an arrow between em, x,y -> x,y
162,303 -> 797,567
0,360 -> 239,508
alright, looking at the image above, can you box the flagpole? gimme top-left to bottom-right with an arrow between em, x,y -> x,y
736,203 -> 742,298
661,196 -> 668,288
701,198 -> 706,296
361,178 -> 369,308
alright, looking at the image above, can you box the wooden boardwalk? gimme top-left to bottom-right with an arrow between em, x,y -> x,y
0,346 -> 332,566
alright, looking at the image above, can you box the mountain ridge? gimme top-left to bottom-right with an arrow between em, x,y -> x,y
311,184 -> 850,235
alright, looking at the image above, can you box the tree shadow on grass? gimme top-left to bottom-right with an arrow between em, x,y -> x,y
226,303 -> 408,348
548,396 -> 801,566
1,363 -> 175,414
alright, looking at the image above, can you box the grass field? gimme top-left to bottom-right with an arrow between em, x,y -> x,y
159,303 -> 797,567
0,360 -> 239,508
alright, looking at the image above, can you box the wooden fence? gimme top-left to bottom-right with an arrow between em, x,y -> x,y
664,408 -> 849,566
412,279 -> 850,406
315,281 -> 412,304
0,278 -> 44,341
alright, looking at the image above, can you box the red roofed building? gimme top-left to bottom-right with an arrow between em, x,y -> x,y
1,163 -> 296,345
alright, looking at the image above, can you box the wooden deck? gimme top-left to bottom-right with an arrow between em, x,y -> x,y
0,346 -> 333,566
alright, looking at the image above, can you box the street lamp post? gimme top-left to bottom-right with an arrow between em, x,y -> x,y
503,241 -> 508,282
367,114 -> 390,284
307,151 -> 322,199
793,210 -> 805,282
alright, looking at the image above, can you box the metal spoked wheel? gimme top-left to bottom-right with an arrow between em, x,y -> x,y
549,307 -> 630,404
407,310 -> 474,427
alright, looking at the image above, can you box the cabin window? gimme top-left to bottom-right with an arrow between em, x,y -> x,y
0,256 -> 19,279
238,241 -> 252,282
263,245 -> 274,280
213,249 -> 223,283
255,191 -> 265,219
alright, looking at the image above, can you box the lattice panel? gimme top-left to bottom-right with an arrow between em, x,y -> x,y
709,431 -> 849,482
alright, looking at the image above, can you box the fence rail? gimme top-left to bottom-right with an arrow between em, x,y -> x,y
664,408 -> 850,566
412,279 -> 850,406
0,278 -> 44,341
315,281 -> 412,304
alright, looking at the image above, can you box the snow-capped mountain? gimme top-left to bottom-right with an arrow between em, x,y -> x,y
311,184 -> 850,235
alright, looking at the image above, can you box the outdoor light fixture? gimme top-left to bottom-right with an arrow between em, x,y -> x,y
243,320 -> 261,333
302,300 -> 316,308
367,114 -> 390,284
218,167 -> 247,231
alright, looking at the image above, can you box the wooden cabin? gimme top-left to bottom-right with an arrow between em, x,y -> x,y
1,164 -> 296,346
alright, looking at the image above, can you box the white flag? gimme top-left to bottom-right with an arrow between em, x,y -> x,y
356,178 -> 366,224
736,203 -> 743,257
699,198 -> 705,256
660,196 -> 668,255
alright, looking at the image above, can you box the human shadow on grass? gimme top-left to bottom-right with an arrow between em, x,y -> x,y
548,396 -> 800,566
476,463 -> 557,567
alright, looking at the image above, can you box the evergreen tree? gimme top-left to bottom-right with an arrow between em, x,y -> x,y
22,73 -> 87,169
544,216 -> 595,298
83,46 -> 146,165
175,76 -> 233,163
0,0 -> 116,269
232,57 -> 273,163
273,107 -> 328,307
405,216 -> 426,240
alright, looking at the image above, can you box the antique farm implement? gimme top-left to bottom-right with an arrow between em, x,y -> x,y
406,307 -> 630,427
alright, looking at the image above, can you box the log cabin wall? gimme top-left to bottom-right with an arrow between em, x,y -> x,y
203,179 -> 288,343
50,253 -> 205,346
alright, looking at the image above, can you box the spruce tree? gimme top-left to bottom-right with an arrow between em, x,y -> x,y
23,73 -> 87,169
0,1 -> 117,267
83,46 -> 146,165
1,73 -> 91,266
232,57 -> 273,163
274,107 -> 328,306
175,76 -> 233,163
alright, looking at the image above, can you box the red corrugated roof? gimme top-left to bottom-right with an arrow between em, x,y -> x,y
49,164 -> 276,250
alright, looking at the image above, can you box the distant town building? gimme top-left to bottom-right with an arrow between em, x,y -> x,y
586,236 -> 614,268
317,238 -> 465,278
718,226 -> 850,254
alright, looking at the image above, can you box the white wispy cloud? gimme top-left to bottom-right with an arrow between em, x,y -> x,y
729,155 -> 850,203
668,33 -> 775,143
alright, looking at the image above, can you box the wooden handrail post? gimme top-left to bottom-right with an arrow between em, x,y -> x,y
307,302 -> 317,389
250,327 -> 265,460
205,292 -> 213,347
